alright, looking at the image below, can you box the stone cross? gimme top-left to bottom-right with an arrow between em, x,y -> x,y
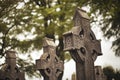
63,8 -> 102,80
36,37 -> 64,80
0,51 -> 25,80
95,66 -> 107,80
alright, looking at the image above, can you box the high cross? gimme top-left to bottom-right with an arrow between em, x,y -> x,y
63,8 -> 102,80
36,37 -> 64,80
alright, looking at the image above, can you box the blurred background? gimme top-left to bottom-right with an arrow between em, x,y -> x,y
0,0 -> 120,80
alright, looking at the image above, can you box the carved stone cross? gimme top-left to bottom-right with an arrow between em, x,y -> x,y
63,8 -> 102,80
0,51 -> 25,80
36,37 -> 64,80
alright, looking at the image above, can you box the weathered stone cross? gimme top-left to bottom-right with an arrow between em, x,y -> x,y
0,51 -> 25,80
63,8 -> 102,80
36,37 -> 64,80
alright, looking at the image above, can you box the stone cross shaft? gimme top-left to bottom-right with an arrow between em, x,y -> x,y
63,8 -> 102,80
36,37 -> 64,80
0,51 -> 25,80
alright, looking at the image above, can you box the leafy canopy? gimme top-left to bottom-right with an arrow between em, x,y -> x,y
88,0 -> 120,56
103,66 -> 120,80
0,0 -> 120,78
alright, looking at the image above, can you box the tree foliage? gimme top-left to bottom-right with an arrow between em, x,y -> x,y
88,0 -> 120,56
103,66 -> 115,80
103,66 -> 120,80
0,0 -> 120,78
33,0 -> 120,56
0,0 -> 78,78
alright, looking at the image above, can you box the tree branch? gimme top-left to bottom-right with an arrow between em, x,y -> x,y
0,25 -> 15,56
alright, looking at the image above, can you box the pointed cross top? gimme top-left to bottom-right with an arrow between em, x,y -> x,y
73,7 -> 90,21
43,37 -> 56,47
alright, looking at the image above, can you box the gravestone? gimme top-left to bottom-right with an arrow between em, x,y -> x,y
0,51 -> 25,80
36,37 -> 64,80
63,8 -> 102,80
95,66 -> 107,80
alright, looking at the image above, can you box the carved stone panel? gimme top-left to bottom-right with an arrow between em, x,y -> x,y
63,35 -> 73,50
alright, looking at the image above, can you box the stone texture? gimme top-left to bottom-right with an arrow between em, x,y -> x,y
95,66 -> 107,80
63,8 -> 102,80
0,51 -> 25,80
36,37 -> 64,80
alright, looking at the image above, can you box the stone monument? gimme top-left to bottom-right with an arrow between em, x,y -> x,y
0,51 -> 25,80
63,8 -> 102,80
36,37 -> 64,80
95,66 -> 107,80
